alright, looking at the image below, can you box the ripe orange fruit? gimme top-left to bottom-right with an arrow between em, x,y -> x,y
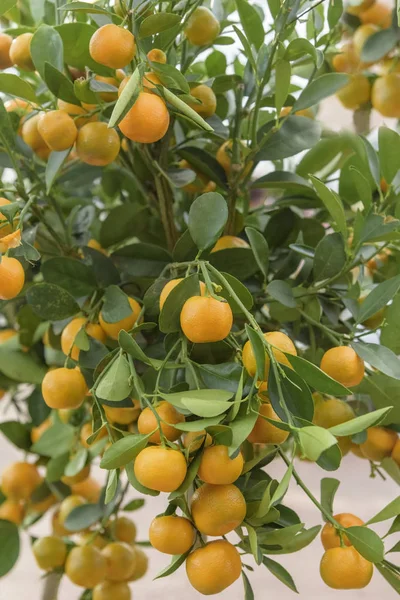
191,483 -> 246,535
32,536 -> 67,571
184,7 -> 220,46
332,43 -> 360,73
137,401 -> 185,443
391,438 -> 400,466
0,256 -> 24,300
51,510 -> 70,536
0,33 -> 12,69
9,33 -> 35,71
313,397 -> 355,456
353,23 -> 379,59
149,515 -> 195,554
71,477 -> 102,503
65,545 -> 106,588
94,74 -> 121,102
372,73 -> 400,118
129,547 -> 148,581
5,98 -> 34,114
1,462 -> 41,500
320,347 -> 364,388
134,446 -> 187,492
350,442 -> 367,459
31,418 -> 52,444
102,542 -> 136,581
76,122 -> 120,166
61,464 -> 91,486
320,546 -> 373,589
107,515 -> 137,544
99,296 -> 141,340
93,581 -> 131,600
0,198 -> 13,238
186,540 -> 241,595
359,427 -> 398,461
57,99 -> 98,128
248,402 -> 289,444
21,114 -> 49,156
61,317 -> 106,360
0,328 -> 17,344
336,74 -> 371,109
211,235 -> 249,252
58,494 -> 87,526
358,296 -> 385,329
216,140 -> 252,176
78,532 -> 108,549
143,71 -> 162,91
183,430 -> 213,452
160,279 -> 205,310
37,110 -> 77,151
0,229 -> 22,254
89,24 -> 136,69
321,513 -> 364,550
119,92 -> 170,143
147,48 -> 167,63
29,491 -> 57,514
198,445 -> 243,484
280,106 -> 314,118
242,330 -> 297,380
0,500 -> 24,524
104,404 -> 140,425
346,0 -> 374,15
360,2 -> 392,27
41,367 -> 87,409
180,296 -> 233,343
189,84 -> 217,118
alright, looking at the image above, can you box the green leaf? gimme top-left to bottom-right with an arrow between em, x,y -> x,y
44,62 -> 78,105
328,0 -> 343,26
262,557 -> 298,593
313,233 -> 346,282
154,551 -> 189,579
178,146 -> 227,189
358,213 -> 400,243
46,453 -> 69,483
160,389 -> 234,417
59,1 -> 112,14
101,286 -> 132,324
310,176 -> 347,238
31,422 -> 75,457
270,463 -> 293,506
381,457 -> 400,484
286,354 -> 350,396
96,353 -> 132,401
159,274 -> 201,334
0,421 -> 31,450
376,562 -> 400,594
64,448 -> 88,477
356,275 -> 400,324
378,127 -> 400,184
206,50 -> 227,77
118,330 -> 154,366
381,295 -> 400,354
64,503 -> 103,532
175,416 -> 224,431
236,0 -> 264,50
242,571 -> 255,600
257,116 -> 321,161
367,497 -> 400,525
345,526 -> 384,563
27,283 -> 79,321
0,99 -> 16,150
42,258 -> 96,298
108,64 -> 143,128
105,469 -> 118,504
320,477 -> 340,516
267,280 -> 296,308
285,37 -> 322,67
245,325 -> 266,381
293,74 -> 348,112
265,525 -> 321,554
275,60 -> 291,113
188,192 -> 228,251
245,227 -> 269,280
139,13 -> 181,37
150,62 -> 189,94
361,28 -> 398,63
0,0 -> 17,16
269,365 -> 314,423
31,25 -> 63,80
228,399 -> 258,454
45,150 -> 70,193
297,426 -> 337,461
100,434 -> 151,469
216,272 -> 254,315
123,498 -> 145,511
0,520 -> 19,577
0,349 -> 47,385
28,388 -> 51,426
252,171 -> 315,196
0,74 -> 37,102
328,407 -> 392,436
352,342 -> 400,380
169,444 -> 203,500
163,88 -> 213,132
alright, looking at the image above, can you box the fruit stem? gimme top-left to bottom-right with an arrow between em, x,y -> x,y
42,572 -> 62,600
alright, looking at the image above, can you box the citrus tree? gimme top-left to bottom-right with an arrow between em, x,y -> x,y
1,0 -> 400,597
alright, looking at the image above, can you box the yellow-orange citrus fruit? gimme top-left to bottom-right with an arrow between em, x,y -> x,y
5,98 -> 34,114
21,114 -> 48,153
353,24 -> 379,59
61,465 -> 90,486
313,397 -> 355,456
129,547 -> 148,581
216,140 -> 252,176
242,330 -> 297,380
0,229 -> 22,253
72,477 -> 102,503
94,74 -> 120,102
372,73 -> 400,118
320,546 -> 373,589
134,446 -> 187,492
321,513 -> 364,550
320,347 -> 364,388
180,296 -> 233,343
191,483 -> 246,536
32,536 -> 67,571
378,57 -> 400,75
186,540 -> 241,595
58,494 -> 87,526
65,545 -> 106,588
31,418 -> 52,444
0,500 -> 24,524
52,510 -> 70,536
391,438 -> 400,466
0,256 -> 24,300
57,99 -> 98,128
360,2 -> 392,27
280,106 -> 314,118
37,110 -> 77,151
89,24 -> 135,69
198,445 -> 243,484
93,581 -> 131,600
42,367 -> 87,409
332,43 -> 360,73
108,515 -> 137,544
78,532 -> 108,549
143,71 -> 162,90
248,402 -> 289,445
76,122 -> 120,166
160,279 -> 205,310
1,462 -> 41,500
99,296 -> 141,340
104,404 -> 140,425
0,329 -> 17,344
183,430 -> 213,452
30,491 -> 57,514
336,74 -> 371,109
137,401 -> 185,443
102,542 -> 136,582
0,33 -> 12,69
9,33 -> 34,71
61,317 -> 106,360
346,0 -> 374,15
0,197 -> 13,237
149,515 -> 195,554
119,92 -> 169,143
350,442 -> 367,458
211,235 -> 249,252
360,427 -> 398,461
147,48 -> 167,63
184,7 -> 220,46
189,84 -> 217,118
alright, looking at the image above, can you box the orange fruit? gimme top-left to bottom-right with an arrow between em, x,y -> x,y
65,545 -> 106,588
360,2 -> 392,27
0,198 -> 14,237
320,347 -> 364,387
180,296 -> 233,343
336,74 -> 371,109
76,122 -> 120,166
104,405 -> 140,425
216,140 -> 252,176
107,515 -> 137,544
313,397 -> 355,456
52,510 -> 70,536
211,235 -> 249,252
93,581 -> 131,600
134,446 -> 187,492
149,515 -> 195,554
321,513 -> 364,550
0,256 -> 24,300
353,24 -> 379,59
29,491 -> 57,514
57,99 -> 98,128
89,24 -> 136,69
191,483 -> 246,535
58,494 -> 87,526
280,106 -> 314,118
78,532 -> 108,550
372,73 -> 400,118
391,438 -> 400,466
198,445 -> 243,484
320,546 -> 373,589
37,110 -> 77,151
160,279 -> 205,310
71,477 -> 102,503
61,465 -> 91,486
248,402 -> 289,444
332,43 -> 360,73
137,401 -> 185,443
5,98 -> 34,114
61,317 -> 106,360
147,48 -> 167,63
242,330 -> 297,380
21,114 -> 49,154
189,84 -> 217,118
184,7 -> 220,46
350,442 -> 367,458
32,536 -> 67,571
346,0 -> 374,15
99,296 -> 141,340
0,229 -> 22,253
360,427 -> 398,461
119,92 -> 169,144
94,74 -> 121,102
183,430 -> 213,452
128,547 -> 148,581
101,542 -> 136,582
1,462 -> 41,501
0,33 -> 12,69
31,417 -> 52,444
41,367 -> 87,409
0,500 -> 24,524
9,33 -> 35,71
186,540 -> 241,595
143,71 -> 162,90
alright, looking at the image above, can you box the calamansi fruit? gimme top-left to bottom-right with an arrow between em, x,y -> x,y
183,430 -> 213,452
0,256 -> 25,300
93,581 -> 131,600
149,515 -> 195,554
9,33 -> 34,71
58,494 -> 86,526
119,92 -> 170,144
137,401 -> 185,443
359,427 -> 398,461
104,405 -> 140,425
391,438 -> 400,466
78,532 -> 108,550
57,99 -> 97,128
332,43 -> 360,73
313,397 -> 355,456
372,73 -> 400,118
99,296 -> 141,340
360,2 -> 392,27
61,464 -> 90,486
102,542 -> 136,581
186,540 -> 241,595
242,330 -> 297,380
191,483 -> 246,535
129,547 -> 148,581
0,33 -> 12,70
61,317 -> 106,360
30,418 -> 51,444
41,367 -> 87,409
65,545 -> 106,588
180,296 -> 233,343
321,513 -> 364,550
198,445 -> 243,484
147,48 -> 167,63
345,0 -> 374,16
89,24 -> 136,69
320,546 -> 373,589
184,7 -> 220,46
37,110 -> 78,151
160,279 -> 206,310
0,328 -> 16,343
134,446 -> 187,492
0,500 -> 24,524
107,515 -> 137,544
76,122 -> 120,166
189,84 -> 217,118
336,74 -> 371,110
216,140 -> 253,177
21,114 -> 49,156
353,23 -> 379,59
143,71 -> 161,91
32,536 -> 67,571
320,347 -> 364,388
248,402 -> 289,445
0,198 -> 14,238
211,235 -> 249,252
71,477 -> 102,503
1,462 -> 41,501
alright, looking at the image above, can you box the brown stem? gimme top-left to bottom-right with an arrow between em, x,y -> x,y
42,573 -> 62,600
353,107 -> 371,135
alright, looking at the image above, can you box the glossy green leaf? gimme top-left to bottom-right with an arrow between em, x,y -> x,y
361,28 -> 398,63
96,353 -> 132,401
275,59 -> 291,113
169,445 -> 203,500
286,354 -> 350,396
108,64 -> 143,128
345,526 -> 384,563
293,74 -> 348,112
27,283 -> 80,321
262,557 -> 298,593
0,521 -> 19,577
267,280 -> 296,308
320,477 -> 340,516
42,258 -> 96,298
313,233 -> 346,282
0,73 -> 36,102
45,150 -> 70,193
154,551 -> 189,579
139,12 -> 181,37
236,0 -> 264,49
297,426 -> 337,461
0,421 -> 31,450
367,497 -> 400,525
31,25 -> 63,80
352,342 -> 400,380
356,275 -> 400,324
378,127 -> 400,184
310,176 -> 347,238
64,503 -> 103,532
31,422 -> 75,457
328,407 -> 392,436
101,285 -> 133,324
100,434 -> 151,469
163,88 -> 213,132
257,116 -> 321,161
188,192 -> 228,251
0,349 -> 47,385
245,227 -> 269,280
159,274 -> 201,333
44,62 -> 79,105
